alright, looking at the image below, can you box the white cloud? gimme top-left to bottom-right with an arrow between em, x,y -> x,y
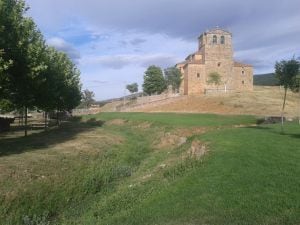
47,37 -> 81,63
25,0 -> 300,99
81,53 -> 180,69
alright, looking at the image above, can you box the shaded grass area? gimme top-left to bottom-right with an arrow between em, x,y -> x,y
0,113 -> 299,225
0,118 -> 104,157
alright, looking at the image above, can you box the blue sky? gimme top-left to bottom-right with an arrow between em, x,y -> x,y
25,0 -> 300,100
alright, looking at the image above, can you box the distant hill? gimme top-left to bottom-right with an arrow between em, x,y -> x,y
253,73 -> 279,86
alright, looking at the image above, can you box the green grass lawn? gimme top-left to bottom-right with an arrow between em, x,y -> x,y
0,113 -> 299,225
88,112 -> 256,127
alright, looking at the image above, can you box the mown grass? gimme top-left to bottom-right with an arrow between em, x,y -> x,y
87,112 -> 256,127
0,113 -> 299,225
104,123 -> 299,225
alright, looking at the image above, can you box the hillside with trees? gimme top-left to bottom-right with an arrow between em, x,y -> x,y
253,73 -> 279,86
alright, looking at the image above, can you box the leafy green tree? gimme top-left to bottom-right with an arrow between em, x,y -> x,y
35,47 -> 81,127
0,0 -> 82,134
142,65 -> 166,95
207,72 -> 222,89
0,99 -> 14,114
48,51 -> 81,124
126,83 -> 138,94
0,50 -> 13,98
0,0 -> 48,136
164,67 -> 182,92
81,89 -> 95,108
275,58 -> 300,132
291,74 -> 300,125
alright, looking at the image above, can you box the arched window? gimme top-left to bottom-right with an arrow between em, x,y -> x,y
213,35 -> 217,44
221,36 -> 225,44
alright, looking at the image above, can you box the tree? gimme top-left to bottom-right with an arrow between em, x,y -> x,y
35,47 -> 81,126
81,89 -> 95,108
0,50 -> 13,99
0,0 -> 48,136
291,74 -> 300,125
0,0 -> 82,134
142,65 -> 166,95
0,99 -> 14,114
275,58 -> 300,133
207,72 -> 222,90
126,83 -> 138,94
164,67 -> 182,92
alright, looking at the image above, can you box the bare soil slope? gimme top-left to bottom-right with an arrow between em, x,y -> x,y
128,86 -> 299,117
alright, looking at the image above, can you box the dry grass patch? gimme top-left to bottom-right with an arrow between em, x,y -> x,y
128,86 -> 299,117
188,140 -> 208,159
105,118 -> 127,126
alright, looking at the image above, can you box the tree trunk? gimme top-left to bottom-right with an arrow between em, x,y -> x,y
24,106 -> 28,137
281,88 -> 288,133
56,110 -> 59,126
21,110 -> 24,126
44,111 -> 47,130
56,109 -> 60,126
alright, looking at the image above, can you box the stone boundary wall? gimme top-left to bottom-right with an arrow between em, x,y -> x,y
118,93 -> 180,111
124,95 -> 186,112
72,108 -> 101,115
136,93 -> 179,105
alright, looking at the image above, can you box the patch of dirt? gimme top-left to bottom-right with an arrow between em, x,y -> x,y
174,127 -> 209,137
155,127 -> 209,149
134,122 -> 152,129
188,140 -> 207,159
156,132 -> 187,149
142,174 -> 152,180
106,119 -> 127,126
233,124 -> 257,128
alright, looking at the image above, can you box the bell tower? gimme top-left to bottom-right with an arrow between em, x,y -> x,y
198,28 -> 234,89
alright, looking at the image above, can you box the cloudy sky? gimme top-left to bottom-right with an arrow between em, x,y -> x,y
26,0 -> 300,100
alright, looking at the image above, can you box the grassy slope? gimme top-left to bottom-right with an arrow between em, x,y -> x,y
128,87 -> 299,117
0,113 -> 299,225
117,124 -> 300,225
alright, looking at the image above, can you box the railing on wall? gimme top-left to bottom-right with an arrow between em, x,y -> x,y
204,88 -> 235,95
117,93 -> 180,111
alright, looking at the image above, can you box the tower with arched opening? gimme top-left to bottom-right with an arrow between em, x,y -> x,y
176,28 -> 253,95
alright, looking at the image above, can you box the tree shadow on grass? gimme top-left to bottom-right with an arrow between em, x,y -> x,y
243,126 -> 272,130
0,117 -> 105,157
279,132 -> 300,139
243,125 -> 300,139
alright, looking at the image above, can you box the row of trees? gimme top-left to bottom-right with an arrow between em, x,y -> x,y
0,0 -> 82,136
140,65 -> 222,96
141,65 -> 182,95
125,66 -> 181,96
